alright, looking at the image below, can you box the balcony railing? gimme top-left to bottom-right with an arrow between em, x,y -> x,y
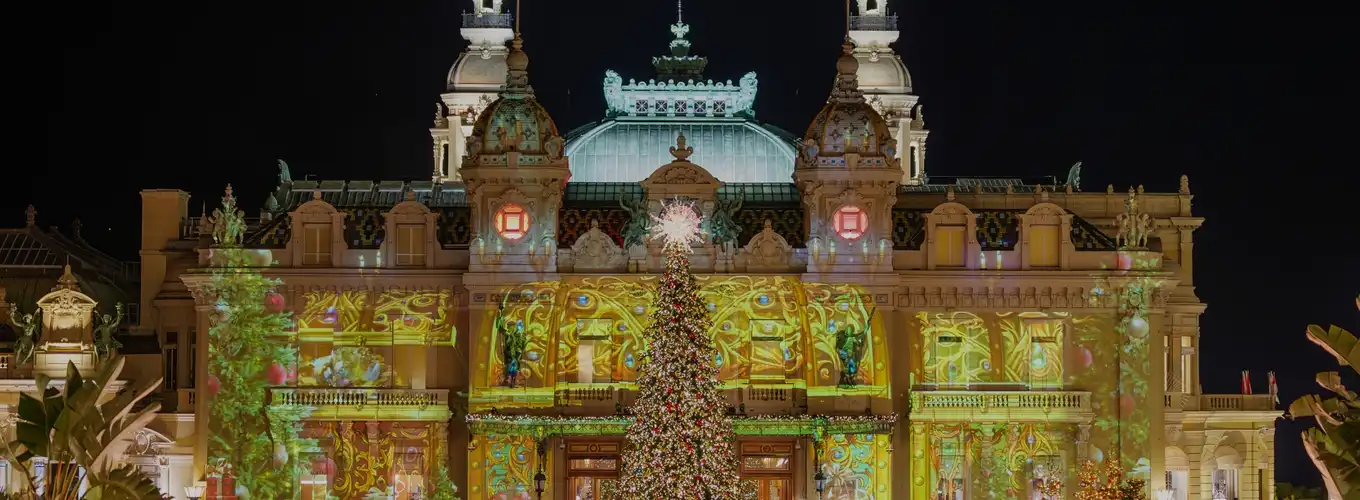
177,389 -> 196,413
850,14 -> 898,31
271,388 -> 449,407
1165,393 -> 1277,412
462,13 -> 512,29
910,390 -> 1093,422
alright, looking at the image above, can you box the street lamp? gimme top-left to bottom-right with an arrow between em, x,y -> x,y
184,481 -> 206,500
814,469 -> 826,500
533,470 -> 546,500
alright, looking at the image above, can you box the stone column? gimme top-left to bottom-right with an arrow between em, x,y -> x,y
909,422 -> 929,499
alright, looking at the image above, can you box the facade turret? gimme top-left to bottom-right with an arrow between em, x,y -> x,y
795,41 -> 899,273
432,1 -> 516,181
460,29 -> 569,274
849,0 -> 929,185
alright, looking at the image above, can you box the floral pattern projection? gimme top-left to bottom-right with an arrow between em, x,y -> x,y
926,424 -> 1066,499
467,434 -> 543,500
819,434 -> 892,500
294,290 -> 456,388
482,278 -> 885,392
298,421 -> 436,500
916,313 -> 1131,495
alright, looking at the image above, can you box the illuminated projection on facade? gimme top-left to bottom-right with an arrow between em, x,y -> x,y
107,1 -> 1280,500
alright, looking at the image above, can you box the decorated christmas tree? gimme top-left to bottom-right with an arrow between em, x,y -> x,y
616,201 -> 754,500
204,185 -> 310,498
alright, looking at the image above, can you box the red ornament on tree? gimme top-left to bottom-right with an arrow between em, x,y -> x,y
205,374 -> 221,396
266,363 -> 288,386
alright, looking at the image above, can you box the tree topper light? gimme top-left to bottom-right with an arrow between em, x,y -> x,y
650,199 -> 704,251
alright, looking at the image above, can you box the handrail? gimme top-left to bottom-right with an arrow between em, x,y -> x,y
270,388 -> 449,407
849,15 -> 899,32
462,13 -> 512,29
910,390 -> 1091,411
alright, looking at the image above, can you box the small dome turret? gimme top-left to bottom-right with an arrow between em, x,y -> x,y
464,35 -> 565,163
799,42 -> 897,164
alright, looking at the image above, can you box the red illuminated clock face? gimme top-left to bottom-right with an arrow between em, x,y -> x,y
833,205 -> 867,240
495,204 -> 529,240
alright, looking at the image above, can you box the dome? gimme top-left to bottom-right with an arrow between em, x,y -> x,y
447,53 -> 508,91
564,120 -> 796,183
467,36 -> 561,156
471,96 -> 559,154
853,52 -> 913,94
802,43 -> 895,158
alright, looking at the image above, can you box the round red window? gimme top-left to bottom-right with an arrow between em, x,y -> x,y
495,204 -> 530,241
833,205 -> 868,240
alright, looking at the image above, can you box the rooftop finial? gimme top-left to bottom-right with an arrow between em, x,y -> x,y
845,0 -> 851,40
514,0 -> 521,35
677,0 -> 683,23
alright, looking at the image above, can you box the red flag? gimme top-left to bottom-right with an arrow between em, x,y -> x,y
1268,371 -> 1279,405
1241,370 -> 1253,395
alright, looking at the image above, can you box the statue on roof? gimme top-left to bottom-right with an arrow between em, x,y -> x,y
706,191 -> 743,250
93,303 -> 124,361
11,306 -> 40,365
209,184 -> 247,247
1066,161 -> 1083,191
1115,188 -> 1152,249
618,197 -> 651,250
278,159 -> 292,185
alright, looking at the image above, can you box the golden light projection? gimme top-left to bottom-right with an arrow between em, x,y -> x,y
299,421 -> 434,499
296,290 -> 456,343
467,434 -> 545,500
479,278 -> 887,395
918,312 -> 992,387
1000,313 -> 1066,389
820,434 -> 892,500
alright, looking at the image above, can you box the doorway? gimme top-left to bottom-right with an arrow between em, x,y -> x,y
740,441 -> 795,500
564,440 -> 621,500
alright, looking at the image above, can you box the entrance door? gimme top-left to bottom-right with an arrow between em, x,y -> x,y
565,440 -> 621,500
740,441 -> 795,500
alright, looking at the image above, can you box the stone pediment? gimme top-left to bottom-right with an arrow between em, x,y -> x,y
36,265 -> 96,343
737,219 -> 797,272
560,220 -> 626,272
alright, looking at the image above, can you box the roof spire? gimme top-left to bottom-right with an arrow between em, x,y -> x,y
677,0 -> 683,23
668,0 -> 692,58
502,0 -> 533,96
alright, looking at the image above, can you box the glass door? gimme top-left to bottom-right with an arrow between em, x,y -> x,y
748,477 -> 791,500
739,442 -> 794,500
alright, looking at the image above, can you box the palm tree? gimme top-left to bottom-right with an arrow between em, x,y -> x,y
1286,296 -> 1360,500
0,356 -> 164,499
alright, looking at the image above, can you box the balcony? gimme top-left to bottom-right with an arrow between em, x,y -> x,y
909,390 -> 1093,423
462,13 -> 511,29
1164,393 -> 1277,412
269,388 -> 451,421
850,15 -> 898,31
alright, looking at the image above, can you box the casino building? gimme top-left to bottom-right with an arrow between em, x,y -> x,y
96,1 -> 1283,499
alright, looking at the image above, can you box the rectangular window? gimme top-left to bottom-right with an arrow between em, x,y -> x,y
1212,469 -> 1237,500
909,145 -> 919,178
164,332 -> 178,391
1023,319 -> 1064,389
302,223 -> 332,266
1028,225 -> 1060,267
936,438 -> 966,500
189,327 -> 197,387
934,226 -> 966,267
396,224 -> 427,266
749,320 -> 785,382
1180,336 -> 1193,393
574,318 -> 613,384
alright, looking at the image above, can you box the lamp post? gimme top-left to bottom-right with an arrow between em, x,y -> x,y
534,437 -> 547,500
814,470 -> 826,500
533,470 -> 546,500
184,481 -> 206,500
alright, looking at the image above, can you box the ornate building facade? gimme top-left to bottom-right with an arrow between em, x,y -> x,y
100,1 -> 1285,499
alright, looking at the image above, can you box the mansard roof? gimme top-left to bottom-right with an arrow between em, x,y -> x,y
0,226 -> 136,308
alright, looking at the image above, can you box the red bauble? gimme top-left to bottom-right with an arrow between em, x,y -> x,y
266,363 -> 288,386
265,293 -> 286,313
1119,394 -> 1136,415
206,375 -> 221,396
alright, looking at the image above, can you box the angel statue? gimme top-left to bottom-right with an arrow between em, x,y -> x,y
208,184 -> 247,247
836,325 -> 867,387
1065,161 -> 1083,191
706,191 -> 744,250
494,300 -> 529,387
93,303 -> 124,361
618,197 -> 651,250
11,307 -> 41,365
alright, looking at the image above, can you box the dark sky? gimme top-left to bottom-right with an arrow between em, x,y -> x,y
19,0 -> 1358,486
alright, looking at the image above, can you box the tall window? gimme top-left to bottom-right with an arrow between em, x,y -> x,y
833,205 -> 868,240
189,327 -> 197,387
303,223 -> 332,265
574,318 -> 613,384
1024,319 -> 1064,389
935,438 -> 965,500
909,145 -> 919,178
1180,336 -> 1193,393
396,224 -> 427,266
934,226 -> 966,267
749,319 -> 784,381
1212,469 -> 1237,500
164,332 -> 178,391
566,441 -> 620,500
1028,225 -> 1060,267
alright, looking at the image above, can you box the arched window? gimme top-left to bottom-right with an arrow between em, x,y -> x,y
833,205 -> 868,240
495,204 -> 530,241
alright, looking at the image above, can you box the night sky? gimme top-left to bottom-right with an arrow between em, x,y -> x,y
19,0 -> 1358,486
